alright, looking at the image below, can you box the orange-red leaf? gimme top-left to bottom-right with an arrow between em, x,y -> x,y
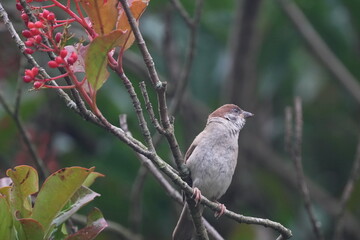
116,0 -> 149,50
80,0 -> 118,36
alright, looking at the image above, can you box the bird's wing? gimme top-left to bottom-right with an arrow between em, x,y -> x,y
184,130 -> 206,163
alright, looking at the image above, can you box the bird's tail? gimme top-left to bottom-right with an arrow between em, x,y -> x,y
172,203 -> 204,240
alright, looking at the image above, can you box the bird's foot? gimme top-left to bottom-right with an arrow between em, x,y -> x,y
214,202 -> 226,218
192,187 -> 202,206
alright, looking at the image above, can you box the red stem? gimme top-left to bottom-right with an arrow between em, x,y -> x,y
49,0 -> 95,37
45,84 -> 76,89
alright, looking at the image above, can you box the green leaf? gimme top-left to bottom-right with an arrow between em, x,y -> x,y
0,186 -> 11,202
83,172 -> 104,188
6,165 -> 39,218
51,185 -> 100,227
65,208 -> 108,240
18,218 -> 44,240
0,196 -> 13,240
31,167 -> 95,235
85,30 -> 126,91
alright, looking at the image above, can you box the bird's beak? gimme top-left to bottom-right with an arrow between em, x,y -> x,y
242,111 -> 254,118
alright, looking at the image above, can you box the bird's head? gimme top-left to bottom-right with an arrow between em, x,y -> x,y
208,104 -> 254,130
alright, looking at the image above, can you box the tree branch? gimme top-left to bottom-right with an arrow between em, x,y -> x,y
0,91 -> 49,180
277,0 -> 360,105
118,0 -> 187,175
333,135 -> 360,240
169,0 -> 193,27
168,0 -> 204,115
290,97 -> 323,240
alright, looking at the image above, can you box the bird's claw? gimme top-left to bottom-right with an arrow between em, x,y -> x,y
192,187 -> 202,206
214,202 -> 226,218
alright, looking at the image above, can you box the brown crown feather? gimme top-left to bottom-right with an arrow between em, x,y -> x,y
208,104 -> 241,119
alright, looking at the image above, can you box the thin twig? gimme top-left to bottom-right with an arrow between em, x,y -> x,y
118,1 -> 209,237
118,0 -> 188,183
169,0 -> 204,115
277,0 -> 360,105
224,0 -> 262,107
119,115 -> 223,240
284,106 -> 293,153
119,114 -> 148,233
129,165 -> 147,233
71,213 -> 142,240
292,97 -> 323,240
139,81 -> 165,135
333,136 -> 360,240
242,132 -> 360,237
0,92 -> 49,180
19,0 -> 93,120
14,56 -> 27,117
169,0 -> 193,27
162,7 -> 180,84
117,72 -> 155,152
0,2 -> 80,114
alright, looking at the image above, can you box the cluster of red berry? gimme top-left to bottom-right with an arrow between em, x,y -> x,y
16,2 -> 79,89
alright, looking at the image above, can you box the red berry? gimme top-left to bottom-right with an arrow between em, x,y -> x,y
24,48 -> 34,54
27,22 -> 35,29
34,21 -> 44,28
30,28 -> 40,36
48,60 -> 58,68
47,12 -> 55,21
33,81 -> 43,89
21,13 -> 29,22
55,56 -> 64,64
23,75 -> 33,83
25,40 -> 34,47
16,3 -> 23,11
55,32 -> 62,43
67,57 -> 75,65
25,69 -> 34,78
22,30 -> 32,38
34,35 -> 42,44
70,52 -> 78,62
60,49 -> 68,58
42,10 -> 49,18
31,67 -> 39,76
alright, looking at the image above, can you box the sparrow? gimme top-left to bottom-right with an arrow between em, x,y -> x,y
172,104 -> 253,240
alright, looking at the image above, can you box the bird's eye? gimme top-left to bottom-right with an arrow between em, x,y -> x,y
232,108 -> 240,113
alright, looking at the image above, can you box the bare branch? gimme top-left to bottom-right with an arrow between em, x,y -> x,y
169,0 -> 193,27
20,0 -> 99,121
333,136 -> 360,240
118,0 -> 188,183
117,72 -> 155,152
169,0 -> 204,115
0,92 -> 49,180
139,82 -> 165,135
284,106 -> 293,153
277,0 -> 360,105
290,97 -> 323,240
224,0 -> 262,107
119,114 -> 222,240
129,165 -> 147,233
14,56 -> 27,116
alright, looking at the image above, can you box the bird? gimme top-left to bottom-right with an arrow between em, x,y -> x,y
172,104 -> 253,240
